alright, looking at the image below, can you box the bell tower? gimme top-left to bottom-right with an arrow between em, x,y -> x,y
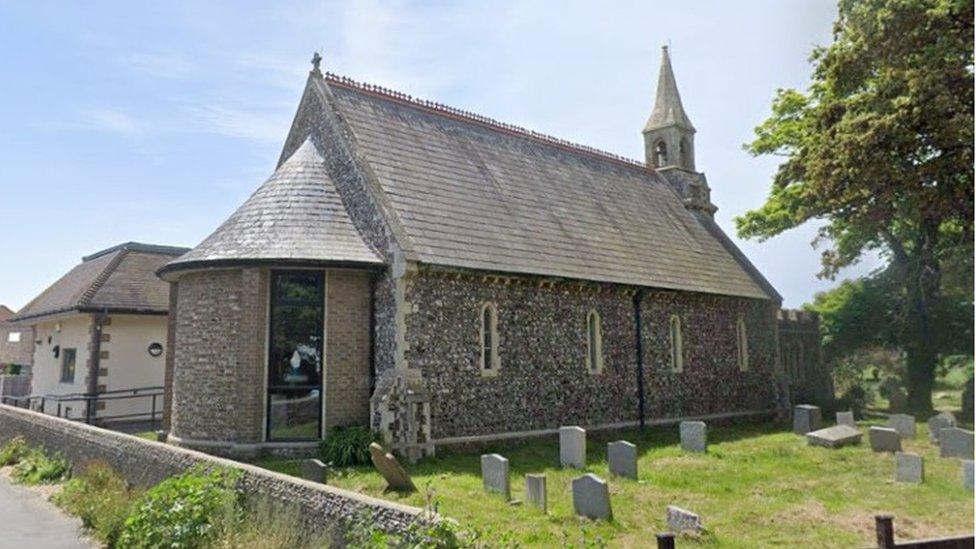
643,46 -> 715,215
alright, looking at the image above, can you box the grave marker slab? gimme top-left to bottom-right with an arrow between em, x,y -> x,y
793,405 -> 822,435
806,424 -> 862,448
560,426 -> 586,468
481,454 -> 511,500
836,411 -> 856,428
572,473 -> 612,521
887,414 -> 916,439
608,441 -> 637,479
928,412 -> 956,443
680,421 -> 707,453
869,427 -> 902,453
963,460 -> 974,491
894,452 -> 923,484
939,428 -> 974,459
299,458 -> 328,484
666,506 -> 703,534
525,474 -> 547,512
369,443 -> 416,492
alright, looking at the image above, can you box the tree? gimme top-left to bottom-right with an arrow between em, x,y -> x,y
739,0 -> 973,412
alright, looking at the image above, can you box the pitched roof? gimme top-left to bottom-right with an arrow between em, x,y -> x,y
160,139 -> 382,275
11,243 -> 189,323
644,46 -> 695,132
0,306 -> 13,322
313,75 -> 773,300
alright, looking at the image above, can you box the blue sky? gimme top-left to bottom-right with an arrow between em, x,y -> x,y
0,1 -> 878,310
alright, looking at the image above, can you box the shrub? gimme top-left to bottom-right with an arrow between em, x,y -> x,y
835,384 -> 872,419
208,497 -> 331,549
10,447 -> 70,484
0,436 -> 28,466
54,461 -> 139,547
319,426 -> 376,467
118,467 -> 240,549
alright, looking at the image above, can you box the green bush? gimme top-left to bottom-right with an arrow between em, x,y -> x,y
11,447 -> 70,484
208,497 -> 330,549
0,437 -> 28,466
118,466 -> 240,549
319,426 -> 376,467
54,461 -> 139,547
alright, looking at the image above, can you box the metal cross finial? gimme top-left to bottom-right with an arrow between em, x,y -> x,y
311,51 -> 322,74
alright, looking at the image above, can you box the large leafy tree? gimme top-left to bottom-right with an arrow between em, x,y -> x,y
739,0 -> 973,412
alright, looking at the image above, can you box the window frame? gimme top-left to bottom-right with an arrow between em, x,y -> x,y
479,302 -> 500,376
655,140 -> 668,166
736,317 -> 749,372
586,309 -> 603,374
60,347 -> 76,383
669,315 -> 683,373
6,331 -> 20,343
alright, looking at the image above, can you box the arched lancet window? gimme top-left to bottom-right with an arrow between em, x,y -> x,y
655,141 -> 668,167
480,302 -> 499,375
679,138 -> 690,168
586,310 -> 603,374
669,315 -> 683,373
736,317 -> 749,371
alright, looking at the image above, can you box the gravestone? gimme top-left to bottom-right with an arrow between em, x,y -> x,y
299,458 -> 328,484
793,405 -> 822,435
481,454 -> 510,500
894,452 -> 923,484
680,421 -> 707,453
963,460 -> 974,491
869,427 -> 902,453
887,414 -> 916,439
525,474 -> 547,512
571,474 -> 612,521
927,412 -> 956,443
806,424 -> 862,448
666,505 -> 703,534
939,428 -> 974,459
560,426 -> 586,468
836,411 -> 856,428
369,442 -> 416,492
888,389 -> 908,413
608,441 -> 637,479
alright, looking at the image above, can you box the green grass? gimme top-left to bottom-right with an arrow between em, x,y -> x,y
256,421 -> 973,548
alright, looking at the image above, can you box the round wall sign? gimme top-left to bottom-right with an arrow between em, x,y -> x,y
147,342 -> 164,357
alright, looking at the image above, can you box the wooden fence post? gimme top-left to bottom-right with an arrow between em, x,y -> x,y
875,514 -> 895,549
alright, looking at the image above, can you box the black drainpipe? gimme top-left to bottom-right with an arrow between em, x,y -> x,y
633,289 -> 646,430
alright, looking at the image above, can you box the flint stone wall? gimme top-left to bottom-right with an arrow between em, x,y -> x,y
0,404 -> 425,541
403,269 -> 779,440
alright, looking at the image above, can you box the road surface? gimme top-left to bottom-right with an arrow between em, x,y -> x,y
0,476 -> 92,548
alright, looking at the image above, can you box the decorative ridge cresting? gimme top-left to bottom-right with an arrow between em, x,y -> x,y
323,72 -> 647,171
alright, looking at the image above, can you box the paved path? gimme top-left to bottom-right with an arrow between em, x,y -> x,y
0,477 -> 93,548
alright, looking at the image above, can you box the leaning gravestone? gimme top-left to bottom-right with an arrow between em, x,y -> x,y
560,426 -> 586,468
667,505 -> 704,534
369,442 -> 416,492
299,458 -> 328,484
869,426 -> 902,453
680,421 -> 707,453
887,414 -> 917,439
525,474 -> 547,512
481,454 -> 511,501
608,441 -> 637,479
939,428 -> 975,459
927,412 -> 956,443
793,405 -> 822,435
894,452 -> 924,484
963,460 -> 974,491
836,411 -> 856,428
806,424 -> 862,448
572,473 -> 612,521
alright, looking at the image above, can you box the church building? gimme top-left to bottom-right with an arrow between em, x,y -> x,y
158,48 -> 786,458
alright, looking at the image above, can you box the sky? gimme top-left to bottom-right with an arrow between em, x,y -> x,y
0,0 -> 880,310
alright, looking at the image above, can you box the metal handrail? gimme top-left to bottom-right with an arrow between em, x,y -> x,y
1,386 -> 164,432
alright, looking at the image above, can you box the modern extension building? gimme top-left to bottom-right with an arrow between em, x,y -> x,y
159,48 -> 791,459
10,242 -> 188,425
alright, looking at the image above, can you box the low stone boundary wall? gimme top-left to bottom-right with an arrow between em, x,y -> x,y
0,404 -> 427,540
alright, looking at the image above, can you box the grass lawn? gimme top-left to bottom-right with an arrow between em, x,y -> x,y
256,419 -> 973,548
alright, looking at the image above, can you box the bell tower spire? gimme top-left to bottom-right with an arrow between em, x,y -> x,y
643,46 -> 715,216
643,46 -> 696,171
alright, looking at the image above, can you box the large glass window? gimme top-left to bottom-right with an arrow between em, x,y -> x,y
267,271 -> 324,441
480,302 -> 499,375
60,348 -> 76,383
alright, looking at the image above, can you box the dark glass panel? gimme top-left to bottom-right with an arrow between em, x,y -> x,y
268,389 -> 320,440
